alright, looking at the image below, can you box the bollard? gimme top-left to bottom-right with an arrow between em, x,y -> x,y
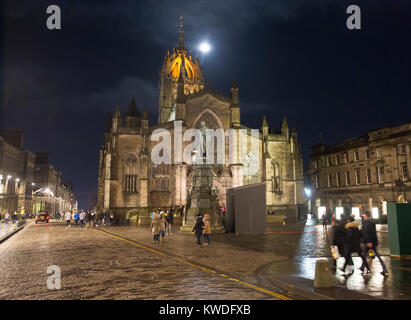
313,259 -> 333,288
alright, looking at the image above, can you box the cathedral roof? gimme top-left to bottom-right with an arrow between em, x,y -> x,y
185,85 -> 231,104
126,98 -> 140,117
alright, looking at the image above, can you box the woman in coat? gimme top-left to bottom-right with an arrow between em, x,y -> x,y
340,215 -> 370,273
150,216 -> 161,245
159,213 -> 167,243
203,213 -> 211,246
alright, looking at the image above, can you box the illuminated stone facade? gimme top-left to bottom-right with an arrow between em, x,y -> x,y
309,122 -> 411,217
97,22 -> 306,222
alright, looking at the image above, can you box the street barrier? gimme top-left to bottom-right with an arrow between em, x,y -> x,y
313,259 -> 333,288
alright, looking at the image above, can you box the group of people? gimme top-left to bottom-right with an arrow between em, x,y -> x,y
149,209 -> 212,247
0,212 -> 18,224
332,210 -> 388,276
192,213 -> 212,247
64,210 -> 114,228
149,209 -> 174,244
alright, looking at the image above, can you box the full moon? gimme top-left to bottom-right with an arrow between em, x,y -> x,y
199,42 -> 211,53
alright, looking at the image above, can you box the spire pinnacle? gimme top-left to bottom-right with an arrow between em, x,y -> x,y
178,16 -> 185,50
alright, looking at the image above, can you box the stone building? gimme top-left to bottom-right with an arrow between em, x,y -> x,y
309,122 -> 411,218
0,130 -> 75,216
0,130 -> 35,215
97,20 -> 306,222
33,152 -> 75,216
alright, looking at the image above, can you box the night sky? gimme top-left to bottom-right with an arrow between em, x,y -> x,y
1,0 -> 411,208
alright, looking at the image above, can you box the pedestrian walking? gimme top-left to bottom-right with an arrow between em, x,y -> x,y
361,210 -> 388,276
74,211 -> 79,227
192,214 -> 204,247
203,213 -> 211,246
340,215 -> 370,274
64,211 -> 71,227
80,210 -> 85,227
321,213 -> 328,231
109,211 -> 114,225
159,212 -> 167,243
331,216 -> 346,268
91,211 -> 96,226
150,215 -> 161,245
4,212 -> 10,224
85,211 -> 91,228
166,211 -> 174,235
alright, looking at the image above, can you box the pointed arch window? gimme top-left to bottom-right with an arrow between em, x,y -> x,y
124,154 -> 138,192
272,162 -> 281,192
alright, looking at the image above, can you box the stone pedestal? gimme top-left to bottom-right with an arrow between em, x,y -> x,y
180,164 -> 224,233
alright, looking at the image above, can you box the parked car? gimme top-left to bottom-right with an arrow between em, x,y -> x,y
35,211 -> 50,224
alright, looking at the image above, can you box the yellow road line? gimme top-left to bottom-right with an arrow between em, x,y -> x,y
93,228 -> 292,300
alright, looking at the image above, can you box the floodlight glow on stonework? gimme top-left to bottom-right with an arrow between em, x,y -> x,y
372,207 -> 379,219
336,207 -> 344,220
352,207 -> 360,219
317,206 -> 326,219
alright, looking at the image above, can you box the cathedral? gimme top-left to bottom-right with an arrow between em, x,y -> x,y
97,20 -> 306,223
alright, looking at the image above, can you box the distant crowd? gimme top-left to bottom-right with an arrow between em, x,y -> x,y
57,210 -> 114,228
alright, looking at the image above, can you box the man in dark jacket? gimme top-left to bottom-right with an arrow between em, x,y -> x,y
340,215 -> 370,274
192,214 -> 204,247
361,211 -> 388,275
331,217 -> 346,268
166,211 -> 174,235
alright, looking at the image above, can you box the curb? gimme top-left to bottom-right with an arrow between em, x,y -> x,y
0,222 -> 27,244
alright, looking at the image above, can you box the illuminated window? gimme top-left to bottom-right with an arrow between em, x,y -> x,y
401,163 -> 408,180
272,163 -> 281,192
376,166 -> 384,184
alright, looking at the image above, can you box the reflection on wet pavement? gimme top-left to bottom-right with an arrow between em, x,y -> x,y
272,221 -> 411,299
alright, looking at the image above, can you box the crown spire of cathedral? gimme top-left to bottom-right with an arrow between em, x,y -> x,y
178,16 -> 185,50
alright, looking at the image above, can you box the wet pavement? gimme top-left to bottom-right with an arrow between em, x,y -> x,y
0,223 -> 15,239
0,222 -> 277,300
1,219 -> 410,300
99,220 -> 411,300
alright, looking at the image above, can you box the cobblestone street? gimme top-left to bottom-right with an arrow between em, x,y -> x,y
0,222 -> 279,300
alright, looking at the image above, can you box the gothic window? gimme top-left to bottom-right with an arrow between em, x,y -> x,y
272,162 -> 281,192
124,154 -> 138,192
